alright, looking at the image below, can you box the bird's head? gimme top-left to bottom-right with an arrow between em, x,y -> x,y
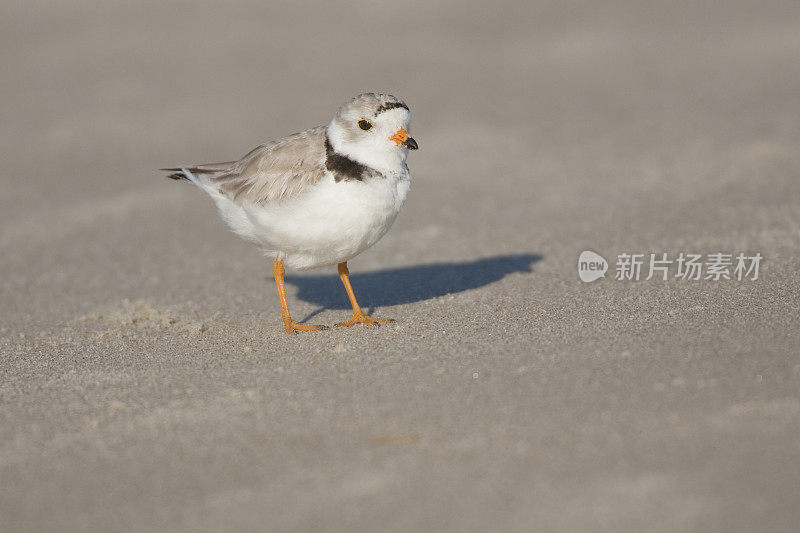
326,93 -> 417,174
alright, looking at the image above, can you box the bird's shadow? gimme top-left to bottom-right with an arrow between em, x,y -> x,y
284,253 -> 542,321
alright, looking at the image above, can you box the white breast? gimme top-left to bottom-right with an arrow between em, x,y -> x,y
217,171 -> 410,269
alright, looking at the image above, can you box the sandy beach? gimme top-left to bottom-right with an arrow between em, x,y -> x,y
2,1 -> 800,531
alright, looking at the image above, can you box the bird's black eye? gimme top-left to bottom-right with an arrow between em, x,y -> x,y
358,120 -> 372,131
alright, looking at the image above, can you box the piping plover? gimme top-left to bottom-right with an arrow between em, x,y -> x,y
162,93 -> 418,334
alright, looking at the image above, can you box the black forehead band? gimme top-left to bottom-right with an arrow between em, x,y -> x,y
375,101 -> 409,115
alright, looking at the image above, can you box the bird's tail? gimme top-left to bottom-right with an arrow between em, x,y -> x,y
160,162 -> 236,187
162,168 -> 192,181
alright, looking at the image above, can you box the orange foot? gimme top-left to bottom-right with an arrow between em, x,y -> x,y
336,313 -> 395,328
284,321 -> 328,334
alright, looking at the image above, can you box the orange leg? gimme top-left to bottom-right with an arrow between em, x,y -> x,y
273,258 -> 327,334
336,262 -> 394,327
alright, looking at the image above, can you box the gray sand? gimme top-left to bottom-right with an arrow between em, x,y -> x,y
2,1 -> 800,531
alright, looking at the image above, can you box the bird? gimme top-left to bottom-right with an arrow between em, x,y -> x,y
162,93 -> 418,334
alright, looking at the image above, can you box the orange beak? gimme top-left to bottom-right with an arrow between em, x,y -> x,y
389,128 -> 418,149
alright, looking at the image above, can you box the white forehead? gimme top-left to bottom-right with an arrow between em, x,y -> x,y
374,106 -> 411,128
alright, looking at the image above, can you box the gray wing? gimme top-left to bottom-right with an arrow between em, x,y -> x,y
163,126 -> 328,205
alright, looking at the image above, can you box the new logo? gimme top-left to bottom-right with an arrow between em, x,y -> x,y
578,251 -> 608,282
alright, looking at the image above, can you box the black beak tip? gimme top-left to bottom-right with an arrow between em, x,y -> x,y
405,137 -> 418,150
